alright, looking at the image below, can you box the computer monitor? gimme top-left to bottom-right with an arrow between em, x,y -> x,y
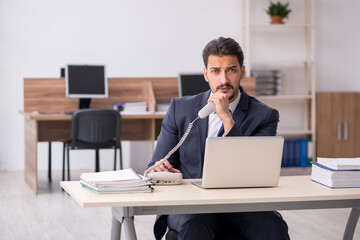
65,64 -> 108,109
178,74 -> 210,97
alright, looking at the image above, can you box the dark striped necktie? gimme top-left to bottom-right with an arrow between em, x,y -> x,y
217,124 -> 224,137
217,110 -> 232,137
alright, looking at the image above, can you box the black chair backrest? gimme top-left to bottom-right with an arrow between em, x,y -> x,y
71,109 -> 121,146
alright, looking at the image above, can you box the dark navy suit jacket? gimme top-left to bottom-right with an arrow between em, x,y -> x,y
148,87 -> 279,239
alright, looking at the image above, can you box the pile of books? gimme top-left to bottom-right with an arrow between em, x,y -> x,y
80,168 -> 154,194
113,102 -> 148,114
311,157 -> 360,188
251,70 -> 281,96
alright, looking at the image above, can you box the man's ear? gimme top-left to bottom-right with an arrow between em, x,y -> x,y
241,65 -> 246,79
203,67 -> 209,83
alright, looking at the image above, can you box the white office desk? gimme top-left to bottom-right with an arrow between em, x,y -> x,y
61,175 -> 360,240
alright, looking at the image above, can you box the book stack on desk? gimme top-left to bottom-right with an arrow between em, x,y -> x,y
80,168 -> 154,194
156,102 -> 170,113
311,157 -> 360,188
113,102 -> 148,114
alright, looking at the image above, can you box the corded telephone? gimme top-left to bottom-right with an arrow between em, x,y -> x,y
144,102 -> 215,185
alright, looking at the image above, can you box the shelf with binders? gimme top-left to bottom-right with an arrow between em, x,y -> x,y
281,139 -> 313,168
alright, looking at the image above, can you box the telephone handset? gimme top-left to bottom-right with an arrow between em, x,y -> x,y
198,102 -> 215,119
144,102 -> 215,184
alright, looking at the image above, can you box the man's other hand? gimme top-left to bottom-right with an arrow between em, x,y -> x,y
151,159 -> 181,173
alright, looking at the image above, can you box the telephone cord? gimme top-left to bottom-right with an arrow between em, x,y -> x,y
144,116 -> 199,177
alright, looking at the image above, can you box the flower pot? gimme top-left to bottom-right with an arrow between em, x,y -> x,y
270,16 -> 284,24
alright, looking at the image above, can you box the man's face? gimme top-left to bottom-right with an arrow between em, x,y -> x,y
203,54 -> 245,103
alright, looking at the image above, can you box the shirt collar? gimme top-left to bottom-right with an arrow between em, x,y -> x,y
229,90 -> 241,114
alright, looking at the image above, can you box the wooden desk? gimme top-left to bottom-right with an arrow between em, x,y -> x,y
22,77 -> 178,194
60,176 -> 360,240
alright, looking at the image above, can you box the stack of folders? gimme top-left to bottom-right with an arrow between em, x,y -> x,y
156,102 -> 170,113
80,168 -> 154,194
250,69 -> 281,96
113,102 -> 148,114
311,157 -> 360,188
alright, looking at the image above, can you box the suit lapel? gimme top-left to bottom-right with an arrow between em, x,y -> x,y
233,87 -> 249,128
195,91 -> 210,167
196,91 -> 210,141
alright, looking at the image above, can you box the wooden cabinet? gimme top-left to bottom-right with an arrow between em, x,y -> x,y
316,92 -> 360,157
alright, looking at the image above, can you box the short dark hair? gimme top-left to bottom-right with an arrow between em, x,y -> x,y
202,37 -> 244,68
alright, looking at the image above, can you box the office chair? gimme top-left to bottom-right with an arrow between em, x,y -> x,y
62,109 -> 123,181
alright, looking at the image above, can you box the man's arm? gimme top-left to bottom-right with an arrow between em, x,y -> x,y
147,99 -> 180,170
251,108 -> 279,136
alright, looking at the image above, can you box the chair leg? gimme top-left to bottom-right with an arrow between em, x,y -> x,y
95,149 -> 100,172
67,146 -> 70,181
113,147 -> 117,170
62,143 -> 65,181
48,142 -> 52,183
119,143 -> 123,170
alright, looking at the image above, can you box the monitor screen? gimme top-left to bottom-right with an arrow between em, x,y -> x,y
65,65 -> 108,99
178,74 -> 210,97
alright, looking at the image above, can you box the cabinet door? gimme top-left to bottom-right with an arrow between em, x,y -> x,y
356,94 -> 360,156
316,93 -> 360,158
316,93 -> 342,157
339,93 -> 358,157
346,93 -> 360,156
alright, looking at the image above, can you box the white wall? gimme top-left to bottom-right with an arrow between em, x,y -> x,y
0,0 -> 359,171
316,0 -> 360,91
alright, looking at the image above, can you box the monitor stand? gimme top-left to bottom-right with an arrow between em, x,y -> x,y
79,98 -> 91,109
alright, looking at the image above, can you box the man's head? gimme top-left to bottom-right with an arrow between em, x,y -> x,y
202,37 -> 244,68
202,37 -> 245,103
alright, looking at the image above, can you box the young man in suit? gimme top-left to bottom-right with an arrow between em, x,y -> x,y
147,37 -> 290,240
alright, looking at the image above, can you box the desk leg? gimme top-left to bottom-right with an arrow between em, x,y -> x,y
111,207 -> 137,240
24,119 -> 38,194
343,207 -> 360,240
111,215 -> 122,240
123,217 -> 137,240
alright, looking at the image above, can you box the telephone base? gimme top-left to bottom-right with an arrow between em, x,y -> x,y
147,172 -> 183,185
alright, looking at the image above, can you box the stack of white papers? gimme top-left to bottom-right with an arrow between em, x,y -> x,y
156,102 -> 170,113
80,168 -> 153,194
311,157 -> 360,188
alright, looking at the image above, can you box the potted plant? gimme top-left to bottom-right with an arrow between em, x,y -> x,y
265,1 -> 292,24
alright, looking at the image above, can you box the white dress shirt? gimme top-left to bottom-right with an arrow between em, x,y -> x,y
207,91 -> 241,138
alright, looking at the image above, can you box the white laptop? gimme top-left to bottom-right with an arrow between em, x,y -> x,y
192,136 -> 284,189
